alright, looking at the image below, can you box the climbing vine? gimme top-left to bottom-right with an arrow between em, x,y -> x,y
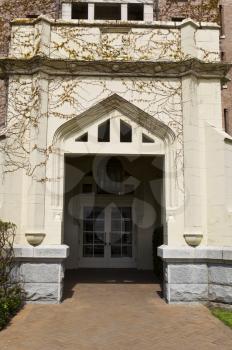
0,0 -> 222,185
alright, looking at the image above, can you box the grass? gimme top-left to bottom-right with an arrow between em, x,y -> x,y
211,308 -> 232,329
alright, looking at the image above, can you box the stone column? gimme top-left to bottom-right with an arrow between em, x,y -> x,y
14,245 -> 69,303
25,73 -> 49,238
182,75 -> 208,240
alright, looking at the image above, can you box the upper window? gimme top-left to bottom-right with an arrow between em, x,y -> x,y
128,4 -> 144,21
72,2 -> 88,19
95,3 -> 121,20
67,2 -> 148,21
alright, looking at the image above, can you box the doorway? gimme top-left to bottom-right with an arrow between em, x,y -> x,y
63,155 -> 164,270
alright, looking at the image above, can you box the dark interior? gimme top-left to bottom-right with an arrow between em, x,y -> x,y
94,3 -> 121,20
128,4 -> 144,21
72,3 -> 88,19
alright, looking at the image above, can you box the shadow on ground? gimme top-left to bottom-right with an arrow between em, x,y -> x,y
63,268 -> 162,300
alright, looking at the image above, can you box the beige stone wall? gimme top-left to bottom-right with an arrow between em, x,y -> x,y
0,0 -> 59,125
158,0 -> 232,135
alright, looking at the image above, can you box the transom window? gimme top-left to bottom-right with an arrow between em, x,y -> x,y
98,119 -> 110,142
75,118 -> 155,144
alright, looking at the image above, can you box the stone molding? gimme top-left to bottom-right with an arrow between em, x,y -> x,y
158,245 -> 232,262
53,93 -> 176,144
0,57 -> 230,80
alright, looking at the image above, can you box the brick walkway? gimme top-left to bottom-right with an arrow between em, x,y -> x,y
0,269 -> 232,350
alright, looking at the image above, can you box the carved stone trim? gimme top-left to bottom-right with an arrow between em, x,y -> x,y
0,57 -> 230,80
53,93 -> 176,144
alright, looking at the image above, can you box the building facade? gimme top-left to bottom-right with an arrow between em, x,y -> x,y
0,1 -> 232,135
0,1 -> 232,304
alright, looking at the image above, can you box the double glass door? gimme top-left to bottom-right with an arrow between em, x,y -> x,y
79,204 -> 135,268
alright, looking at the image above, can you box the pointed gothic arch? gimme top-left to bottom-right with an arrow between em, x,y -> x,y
48,94 -> 181,244
53,94 -> 176,147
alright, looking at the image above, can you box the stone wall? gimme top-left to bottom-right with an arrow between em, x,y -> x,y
0,0 -> 59,125
14,244 -> 69,303
157,0 -> 232,135
159,245 -> 232,304
0,1 -> 230,130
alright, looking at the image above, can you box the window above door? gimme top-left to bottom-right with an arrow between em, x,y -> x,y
62,1 -> 153,22
75,117 -> 156,146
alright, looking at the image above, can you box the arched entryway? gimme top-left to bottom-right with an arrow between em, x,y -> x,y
50,94 -> 179,280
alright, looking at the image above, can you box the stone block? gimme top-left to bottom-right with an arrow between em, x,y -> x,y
168,283 -> 208,302
209,264 -> 232,286
209,285 -> 232,304
168,264 -> 208,284
24,283 -> 62,303
19,263 -> 63,283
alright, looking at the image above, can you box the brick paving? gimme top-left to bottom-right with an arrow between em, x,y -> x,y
0,269 -> 232,350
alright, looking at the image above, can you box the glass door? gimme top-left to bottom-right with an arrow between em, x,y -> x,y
79,206 -> 107,267
108,205 -> 136,268
79,204 -> 136,268
111,207 -> 133,258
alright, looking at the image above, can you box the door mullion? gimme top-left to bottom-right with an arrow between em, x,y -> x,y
105,205 -> 111,264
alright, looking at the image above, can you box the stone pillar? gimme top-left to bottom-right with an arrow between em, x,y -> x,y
182,76 -> 207,240
158,245 -> 232,304
14,245 -> 69,303
25,73 -> 49,238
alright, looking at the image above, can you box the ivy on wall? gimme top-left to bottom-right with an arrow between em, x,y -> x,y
0,0 -> 221,181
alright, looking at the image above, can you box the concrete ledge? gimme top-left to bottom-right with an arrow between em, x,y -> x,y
157,245 -> 232,262
14,244 -> 69,260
